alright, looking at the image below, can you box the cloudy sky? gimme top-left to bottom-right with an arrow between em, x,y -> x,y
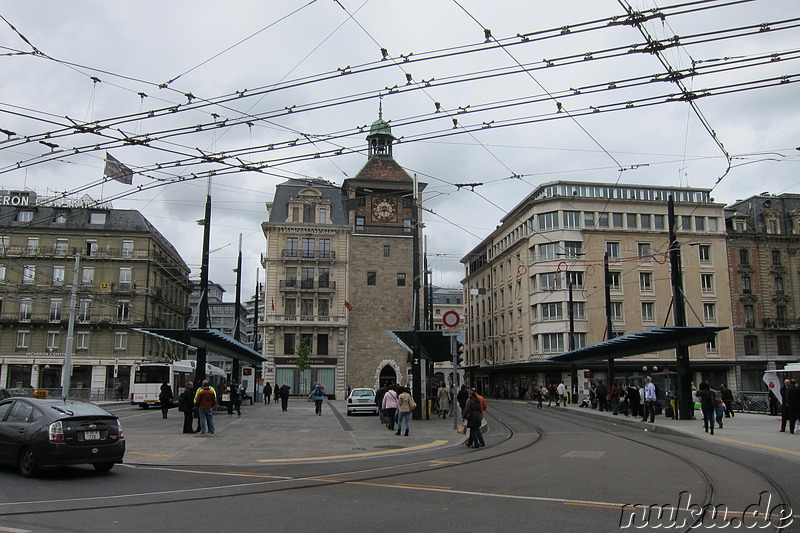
1,0 -> 798,299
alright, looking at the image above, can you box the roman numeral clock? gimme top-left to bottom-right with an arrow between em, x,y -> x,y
371,198 -> 396,222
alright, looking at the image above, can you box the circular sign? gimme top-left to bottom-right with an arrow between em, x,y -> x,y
442,310 -> 460,328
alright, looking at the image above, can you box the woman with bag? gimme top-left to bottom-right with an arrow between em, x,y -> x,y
462,390 -> 485,448
382,385 -> 399,431
396,386 -> 416,436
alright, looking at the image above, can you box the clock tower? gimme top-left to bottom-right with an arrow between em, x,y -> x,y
342,110 -> 425,391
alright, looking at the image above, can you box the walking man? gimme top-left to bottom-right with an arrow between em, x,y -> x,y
178,381 -> 196,434
263,382 -> 272,405
279,382 -> 291,412
309,381 -> 326,415
719,384 -> 734,418
195,380 -> 216,435
642,376 -> 657,423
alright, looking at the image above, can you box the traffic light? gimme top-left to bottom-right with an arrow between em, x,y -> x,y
243,368 -> 252,376
456,341 -> 464,366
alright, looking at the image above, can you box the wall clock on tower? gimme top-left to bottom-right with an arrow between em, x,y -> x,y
372,198 -> 396,221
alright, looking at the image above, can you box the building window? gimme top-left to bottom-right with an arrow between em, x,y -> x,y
16,330 -> 30,349
698,245 -> 711,264
19,298 -> 32,321
695,217 -> 705,232
122,240 -> 134,257
597,212 -> 609,228
609,271 -> 622,291
27,237 -> 39,254
539,242 -> 559,260
701,273 -> 714,294
301,238 -> 314,258
641,302 -> 655,322
367,272 -> 376,286
23,265 -> 35,285
777,304 -> 788,324
303,204 -> 315,223
637,243 -> 651,262
117,300 -> 130,322
49,299 -> 62,321
744,335 -> 759,355
653,214 -> 665,230
767,218 -> 780,235
317,299 -> 329,317
741,274 -> 752,293
567,271 -> 583,289
78,299 -> 92,322
81,266 -> 94,285
739,248 -> 750,266
16,211 -> 33,222
703,303 -> 716,323
383,245 -> 390,257
569,301 -> 585,320
284,298 -> 296,317
777,335 -> 791,355
89,212 -> 107,224
286,237 -> 298,257
318,268 -> 330,289
542,333 -> 564,353
563,210 -> 580,228
356,217 -> 365,229
317,334 -> 329,355
76,332 -> 89,350
301,267 -> 314,289
538,211 -> 559,231
610,302 -> 623,321
708,218 -> 718,232
0,264 -> 5,282
680,216 -> 692,231
706,335 -> 718,354
626,213 -> 637,229
119,267 -> 132,291
0,236 -> 8,253
542,302 -> 562,321
114,332 -> 127,351
397,273 -> 406,286
772,250 -> 781,266
563,241 -> 582,258
300,298 -> 314,317
46,331 -> 60,351
283,333 -> 296,354
639,272 -> 653,292
612,212 -> 624,228
572,332 -> 587,349
319,207 -> 327,224
85,239 -> 97,257
291,206 -> 301,222
583,212 -> 595,228
55,239 -> 68,256
743,305 -> 755,328
540,272 -> 561,291
774,277 -> 784,294
606,242 -> 619,259
640,214 -> 652,229
300,333 -> 313,353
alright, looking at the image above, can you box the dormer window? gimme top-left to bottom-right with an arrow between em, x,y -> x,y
766,215 -> 780,234
16,211 -> 33,222
54,212 -> 67,223
89,212 -> 106,224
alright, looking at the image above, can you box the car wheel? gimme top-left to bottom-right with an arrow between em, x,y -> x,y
93,462 -> 115,472
18,447 -> 39,478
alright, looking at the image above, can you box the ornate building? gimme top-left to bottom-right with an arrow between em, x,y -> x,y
725,193 -> 800,389
0,190 -> 191,397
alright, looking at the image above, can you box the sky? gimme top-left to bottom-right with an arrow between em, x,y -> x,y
1,0 -> 798,300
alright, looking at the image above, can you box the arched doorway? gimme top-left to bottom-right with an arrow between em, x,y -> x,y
379,365 -> 397,388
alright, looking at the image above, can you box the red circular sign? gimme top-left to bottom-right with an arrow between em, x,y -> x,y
442,310 -> 460,328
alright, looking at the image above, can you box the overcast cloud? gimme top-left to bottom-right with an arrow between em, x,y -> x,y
1,0 -> 798,298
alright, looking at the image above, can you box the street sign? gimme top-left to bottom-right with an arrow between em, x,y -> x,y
442,310 -> 460,328
442,329 -> 463,336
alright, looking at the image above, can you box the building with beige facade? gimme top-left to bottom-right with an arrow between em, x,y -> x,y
461,181 -> 735,398
0,190 -> 191,398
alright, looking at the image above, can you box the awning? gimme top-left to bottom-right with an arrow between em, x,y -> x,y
387,330 -> 457,363
134,328 -> 267,366
547,326 -> 728,363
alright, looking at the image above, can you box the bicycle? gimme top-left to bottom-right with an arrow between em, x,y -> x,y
732,392 -> 769,414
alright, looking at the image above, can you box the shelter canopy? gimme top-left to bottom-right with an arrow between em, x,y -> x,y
135,328 -> 266,366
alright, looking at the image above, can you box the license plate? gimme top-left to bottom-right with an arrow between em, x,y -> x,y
84,431 -> 100,440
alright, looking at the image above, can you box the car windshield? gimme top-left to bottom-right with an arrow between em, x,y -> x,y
352,390 -> 374,397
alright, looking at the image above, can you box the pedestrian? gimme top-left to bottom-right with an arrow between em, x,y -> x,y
382,385 -> 399,431
547,383 -> 557,407
780,379 -> 791,432
589,382 -> 597,409
715,397 -> 726,429
719,384 -> 734,418
229,380 -> 242,417
396,386 -> 417,436
462,390 -> 484,448
375,382 -> 388,425
787,379 -> 800,434
695,381 -> 716,434
456,384 -> 469,412
309,381 -> 326,416
596,381 -> 608,412
263,382 -> 272,405
609,383 -> 620,415
642,376 -> 656,423
279,382 -> 291,412
535,386 -> 544,410
115,382 -> 125,401
274,382 -> 280,404
618,385 -> 629,417
194,380 -> 216,435
178,381 -> 196,434
557,381 -> 567,406
768,389 -> 779,416
159,380 -> 173,419
437,384 -> 451,418
626,384 -> 639,418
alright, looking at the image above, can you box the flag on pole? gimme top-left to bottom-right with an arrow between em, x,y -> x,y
344,300 -> 354,311
104,152 -> 134,184
271,298 -> 275,311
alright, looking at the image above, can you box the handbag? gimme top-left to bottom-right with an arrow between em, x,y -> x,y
221,393 -> 231,403
457,423 -> 467,435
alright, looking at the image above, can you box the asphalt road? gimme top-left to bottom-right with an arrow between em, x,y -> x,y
0,400 -> 798,532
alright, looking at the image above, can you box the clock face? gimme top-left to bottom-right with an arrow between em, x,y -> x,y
372,198 -> 396,221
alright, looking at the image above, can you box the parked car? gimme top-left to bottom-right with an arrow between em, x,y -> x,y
0,397 -> 125,477
347,388 -> 378,416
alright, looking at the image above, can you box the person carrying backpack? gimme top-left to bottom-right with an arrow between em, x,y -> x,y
309,382 -> 326,416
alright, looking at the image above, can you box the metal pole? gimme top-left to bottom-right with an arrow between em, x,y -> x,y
232,234 -> 242,381
668,196 -> 693,420
253,269 -> 260,402
604,252 -> 615,385
411,177 -> 422,420
61,253 -> 80,398
452,335 -> 459,429
569,281 -> 577,403
195,182 -> 212,384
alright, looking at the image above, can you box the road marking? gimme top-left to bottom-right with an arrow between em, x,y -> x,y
716,437 -> 800,457
0,527 -> 32,532
256,440 -> 448,463
428,460 -> 459,466
395,483 -> 452,490
127,451 -> 171,458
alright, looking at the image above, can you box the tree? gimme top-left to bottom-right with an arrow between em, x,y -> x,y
296,337 -> 311,372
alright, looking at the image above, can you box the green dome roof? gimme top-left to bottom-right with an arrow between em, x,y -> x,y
369,117 -> 392,137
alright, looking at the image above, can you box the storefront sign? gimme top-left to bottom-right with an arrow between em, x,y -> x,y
274,357 -> 337,366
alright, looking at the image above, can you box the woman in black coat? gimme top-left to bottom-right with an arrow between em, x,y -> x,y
159,380 -> 174,419
462,391 -> 484,448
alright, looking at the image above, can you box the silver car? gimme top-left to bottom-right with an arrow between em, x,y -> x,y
346,388 -> 378,416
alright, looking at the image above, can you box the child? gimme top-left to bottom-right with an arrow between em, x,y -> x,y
715,398 -> 726,429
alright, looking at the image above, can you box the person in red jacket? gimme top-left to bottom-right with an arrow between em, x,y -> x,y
195,380 -> 217,435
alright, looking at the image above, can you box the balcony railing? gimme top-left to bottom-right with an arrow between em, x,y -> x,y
280,250 -> 336,261
279,279 -> 336,292
263,314 -> 346,326
763,318 -> 800,330
0,246 -> 152,261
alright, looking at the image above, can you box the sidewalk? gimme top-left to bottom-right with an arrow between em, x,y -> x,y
552,401 -> 800,463
114,399 -> 465,467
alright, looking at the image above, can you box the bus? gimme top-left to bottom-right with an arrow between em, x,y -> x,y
131,360 -> 226,408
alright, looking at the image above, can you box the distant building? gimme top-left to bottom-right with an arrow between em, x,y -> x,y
461,181 -> 735,398
431,285 -> 465,386
725,193 -> 800,389
188,280 -> 248,377
0,191 -> 191,396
